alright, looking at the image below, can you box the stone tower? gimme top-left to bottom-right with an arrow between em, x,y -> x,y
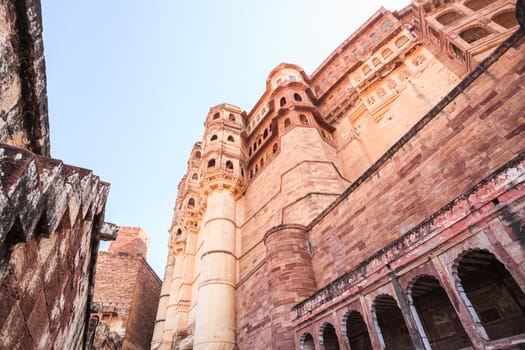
153,1 -> 525,349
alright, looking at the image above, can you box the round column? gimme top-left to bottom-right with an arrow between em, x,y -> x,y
194,174 -> 242,350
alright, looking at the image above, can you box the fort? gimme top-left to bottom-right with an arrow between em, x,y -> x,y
152,0 -> 525,349
0,0 -> 524,349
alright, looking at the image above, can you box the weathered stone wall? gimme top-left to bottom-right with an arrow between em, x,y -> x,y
92,248 -> 161,350
0,0 -> 49,156
308,29 -> 525,289
0,144 -> 113,349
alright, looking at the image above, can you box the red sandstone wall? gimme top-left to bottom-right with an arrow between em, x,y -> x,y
93,252 -> 161,350
308,33 -> 525,288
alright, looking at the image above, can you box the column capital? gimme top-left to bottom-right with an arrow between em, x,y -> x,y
199,169 -> 245,200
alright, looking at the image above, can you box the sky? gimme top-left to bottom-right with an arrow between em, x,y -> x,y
41,0 -> 410,278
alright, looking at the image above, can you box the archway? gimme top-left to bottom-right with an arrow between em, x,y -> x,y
373,294 -> 415,350
344,310 -> 372,350
456,250 -> 525,340
300,333 -> 315,350
320,323 -> 340,350
409,275 -> 471,349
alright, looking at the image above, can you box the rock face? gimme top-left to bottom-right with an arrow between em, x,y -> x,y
91,227 -> 161,350
0,1 -> 115,349
0,0 -> 49,156
153,1 -> 525,349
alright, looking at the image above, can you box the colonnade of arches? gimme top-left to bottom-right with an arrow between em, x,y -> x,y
298,249 -> 525,349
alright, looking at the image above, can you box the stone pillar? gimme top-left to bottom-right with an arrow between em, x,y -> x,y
264,224 -> 317,350
151,253 -> 175,349
162,249 -> 185,349
193,175 -> 241,350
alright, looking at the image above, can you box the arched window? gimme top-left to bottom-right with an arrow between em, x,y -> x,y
272,143 -> 278,153
395,35 -> 409,48
263,129 -> 268,139
229,114 -> 235,121
436,10 -> 463,26
212,112 -> 220,120
249,148 -> 252,156
253,142 -> 257,151
240,167 -> 244,177
381,48 -> 393,59
362,65 -> 372,75
176,229 -> 182,236
227,135 -> 235,142
280,97 -> 286,107
207,159 -> 216,168
460,26 -> 491,44
260,158 -> 264,167
191,173 -> 198,180
299,114 -> 309,125
210,135 -> 218,141
492,9 -> 518,29
465,0 -> 496,11
258,138 -> 261,146
293,93 -> 302,102
284,118 -> 291,128
194,151 -> 201,159
225,161 -> 233,171
372,57 -> 381,66
188,198 -> 195,208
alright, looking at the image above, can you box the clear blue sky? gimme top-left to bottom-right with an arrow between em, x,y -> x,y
41,0 -> 409,278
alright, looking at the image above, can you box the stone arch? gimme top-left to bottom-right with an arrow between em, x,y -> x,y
407,274 -> 471,349
453,249 -> 525,340
294,93 -> 302,102
300,333 -> 316,350
210,134 -> 218,141
319,322 -> 340,350
372,57 -> 381,66
207,159 -> 215,168
372,294 -> 415,349
362,64 -> 372,75
460,25 -> 492,44
341,310 -> 373,350
191,173 -> 198,180
436,10 -> 464,26
229,113 -> 235,121
188,197 -> 195,209
284,118 -> 291,128
492,8 -> 518,29
227,135 -> 234,142
381,47 -> 393,59
194,151 -> 201,159
395,35 -> 409,48
464,0 -> 496,11
263,129 -> 268,139
225,160 -> 233,171
212,112 -> 220,120
280,97 -> 287,107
